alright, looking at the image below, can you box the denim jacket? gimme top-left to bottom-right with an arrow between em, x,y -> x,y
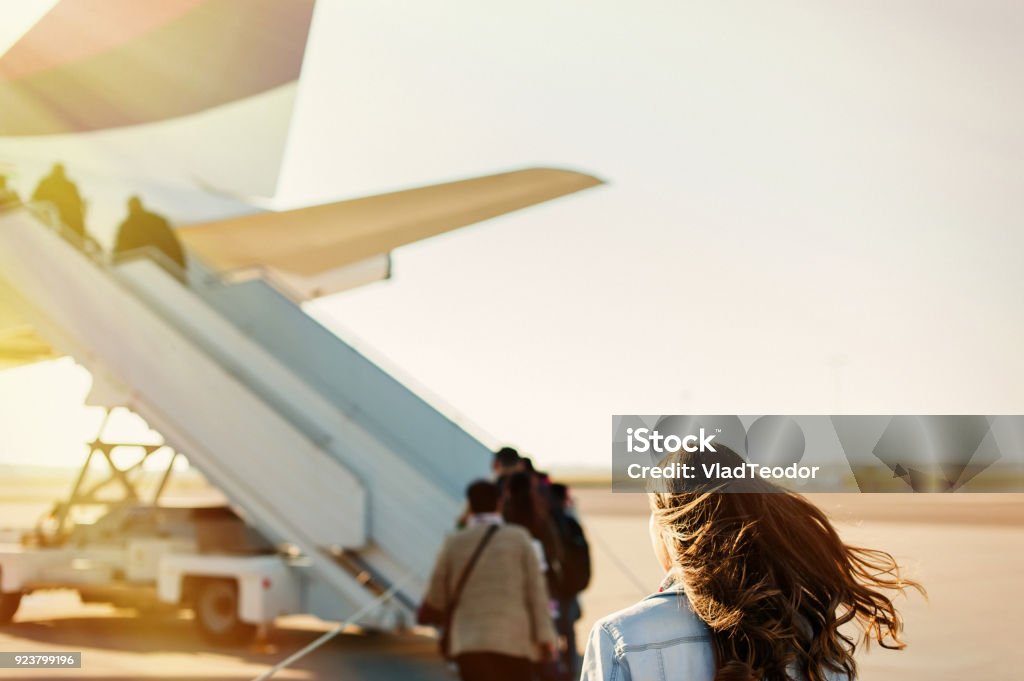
580,585 -> 714,681
580,583 -> 851,681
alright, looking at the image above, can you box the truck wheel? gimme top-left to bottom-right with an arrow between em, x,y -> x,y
194,579 -> 256,645
0,592 -> 22,624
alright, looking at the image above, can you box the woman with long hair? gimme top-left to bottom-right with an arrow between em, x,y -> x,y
581,445 -> 923,681
503,470 -> 568,594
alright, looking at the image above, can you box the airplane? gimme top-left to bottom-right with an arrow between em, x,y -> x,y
0,0 -> 603,362
0,0 -> 602,642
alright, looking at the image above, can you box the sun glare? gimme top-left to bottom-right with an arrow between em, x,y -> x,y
0,358 -> 168,470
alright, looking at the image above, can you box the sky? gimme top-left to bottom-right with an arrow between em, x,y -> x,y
2,0 -> 1023,470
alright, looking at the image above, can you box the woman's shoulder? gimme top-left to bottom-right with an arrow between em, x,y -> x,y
592,589 -> 711,650
587,592 -> 855,681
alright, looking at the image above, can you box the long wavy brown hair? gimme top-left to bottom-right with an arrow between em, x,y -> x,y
649,446 -> 924,681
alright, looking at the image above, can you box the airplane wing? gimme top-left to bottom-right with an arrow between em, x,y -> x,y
177,167 -> 604,299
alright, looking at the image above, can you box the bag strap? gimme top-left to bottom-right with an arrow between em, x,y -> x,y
447,524 -> 500,619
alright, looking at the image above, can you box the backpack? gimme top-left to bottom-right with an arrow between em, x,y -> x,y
555,513 -> 591,596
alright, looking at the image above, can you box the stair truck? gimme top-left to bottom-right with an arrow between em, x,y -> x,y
0,205 -> 494,642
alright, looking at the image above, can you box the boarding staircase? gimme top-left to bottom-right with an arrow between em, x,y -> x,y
0,206 -> 491,626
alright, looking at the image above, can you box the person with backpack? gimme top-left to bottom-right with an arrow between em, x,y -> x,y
549,482 -> 592,679
421,480 -> 557,681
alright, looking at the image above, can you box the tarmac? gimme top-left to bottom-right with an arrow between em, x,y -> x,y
1,489 -> 1021,680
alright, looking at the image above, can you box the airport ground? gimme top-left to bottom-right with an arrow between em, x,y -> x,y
1,482 -> 1021,680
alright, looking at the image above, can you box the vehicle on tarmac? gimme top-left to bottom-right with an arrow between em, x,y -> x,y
0,451 -> 305,645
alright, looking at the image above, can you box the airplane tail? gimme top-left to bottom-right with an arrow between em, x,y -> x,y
0,0 -> 317,197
